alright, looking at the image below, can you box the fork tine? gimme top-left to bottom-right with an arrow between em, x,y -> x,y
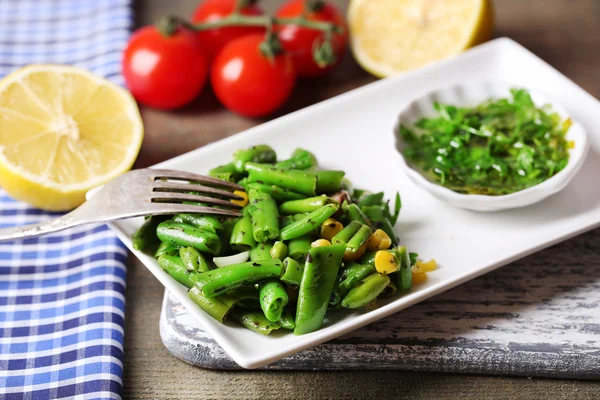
151,192 -> 243,209
153,181 -> 243,200
151,169 -> 243,190
148,203 -> 242,218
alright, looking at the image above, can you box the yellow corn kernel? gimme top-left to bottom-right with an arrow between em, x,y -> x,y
412,271 -> 428,285
311,239 -> 332,248
320,218 -> 343,242
343,243 -> 366,262
231,190 -> 249,207
567,140 -> 575,149
374,250 -> 398,274
412,259 -> 438,274
366,229 -> 392,251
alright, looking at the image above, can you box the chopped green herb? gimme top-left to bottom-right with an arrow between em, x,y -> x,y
400,89 -> 572,195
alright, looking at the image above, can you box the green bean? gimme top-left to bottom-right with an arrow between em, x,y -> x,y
316,170 -> 345,193
245,182 -> 305,202
341,273 -> 390,309
155,241 -> 180,258
329,279 -> 341,306
171,214 -> 222,233
229,208 -> 256,251
280,215 -> 295,227
132,216 -> 166,251
287,234 -> 313,261
342,202 -> 371,226
248,189 -> 280,242
233,145 -> 277,172
357,191 -> 385,207
245,162 -> 316,196
346,224 -> 372,252
280,257 -> 304,286
339,262 -> 363,280
157,221 -> 221,255
331,221 -> 361,245
179,246 -> 212,273
232,310 -> 281,336
380,280 -> 397,298
208,163 -> 244,182
157,255 -> 202,288
339,264 -> 376,297
358,251 -> 378,266
279,308 -> 296,330
280,203 -> 338,240
394,246 -> 412,293
292,213 -> 309,221
188,285 -> 233,323
294,244 -> 345,335
249,241 -> 273,261
221,286 -> 260,307
259,280 -> 289,322
270,241 -> 288,260
279,195 -> 337,215
361,205 -> 399,246
275,149 -> 317,170
218,218 -> 238,255
194,259 -> 283,297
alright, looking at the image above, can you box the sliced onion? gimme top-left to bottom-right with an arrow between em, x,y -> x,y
213,251 -> 250,268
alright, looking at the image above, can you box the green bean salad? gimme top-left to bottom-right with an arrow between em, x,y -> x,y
133,146 -> 435,336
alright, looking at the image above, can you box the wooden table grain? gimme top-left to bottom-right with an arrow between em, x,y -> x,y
124,0 -> 600,398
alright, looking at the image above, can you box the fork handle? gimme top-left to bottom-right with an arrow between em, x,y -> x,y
0,202 -> 101,242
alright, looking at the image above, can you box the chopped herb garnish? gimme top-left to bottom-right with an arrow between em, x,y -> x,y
400,89 -> 571,195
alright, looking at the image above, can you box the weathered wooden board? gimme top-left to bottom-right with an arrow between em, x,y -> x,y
160,229 -> 600,378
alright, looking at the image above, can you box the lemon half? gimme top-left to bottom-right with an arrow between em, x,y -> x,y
0,65 -> 143,211
349,0 -> 494,77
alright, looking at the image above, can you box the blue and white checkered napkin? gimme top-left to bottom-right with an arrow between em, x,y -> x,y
0,1 -> 133,398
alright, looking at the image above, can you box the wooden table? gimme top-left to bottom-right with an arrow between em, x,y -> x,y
124,1 -> 600,398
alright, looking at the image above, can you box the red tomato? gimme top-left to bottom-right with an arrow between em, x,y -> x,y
211,34 -> 296,117
275,0 -> 347,78
122,26 -> 208,110
192,0 -> 265,62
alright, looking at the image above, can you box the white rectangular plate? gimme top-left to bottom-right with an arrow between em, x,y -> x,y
109,38 -> 600,369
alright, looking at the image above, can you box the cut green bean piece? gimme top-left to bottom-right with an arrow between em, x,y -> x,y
245,162 -> 317,196
287,234 -> 313,261
233,145 -> 277,172
381,280 -> 397,297
331,221 -> 361,245
316,170 -> 345,193
232,310 -> 281,336
394,246 -> 412,293
270,241 -> 288,260
279,195 -> 337,215
329,279 -> 341,306
358,251 -> 377,267
244,182 -> 305,202
158,255 -> 202,288
346,224 -> 372,252
361,205 -> 399,246
280,203 -> 338,241
188,285 -> 232,323
132,216 -> 166,251
280,257 -> 304,286
249,241 -> 273,261
229,208 -> 256,251
279,308 -> 296,330
275,149 -> 317,170
155,241 -> 180,258
179,247 -> 200,271
157,221 -> 221,255
294,244 -> 345,335
341,273 -> 390,309
248,189 -> 279,242
194,259 -> 283,297
343,202 -> 371,226
356,191 -> 385,207
259,280 -> 289,322
339,264 -> 376,297
171,214 -> 222,233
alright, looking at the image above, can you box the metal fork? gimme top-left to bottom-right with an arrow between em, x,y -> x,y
0,169 -> 244,242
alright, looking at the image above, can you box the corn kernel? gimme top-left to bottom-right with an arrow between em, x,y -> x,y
412,259 -> 437,274
412,271 -> 427,285
311,239 -> 332,248
320,218 -> 344,242
374,250 -> 398,274
366,229 -> 392,251
343,243 -> 366,261
568,140 -> 575,149
231,190 -> 249,207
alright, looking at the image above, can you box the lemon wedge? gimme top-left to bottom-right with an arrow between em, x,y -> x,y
348,0 -> 494,77
0,65 -> 143,211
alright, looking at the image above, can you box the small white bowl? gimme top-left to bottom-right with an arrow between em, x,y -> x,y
394,81 -> 590,212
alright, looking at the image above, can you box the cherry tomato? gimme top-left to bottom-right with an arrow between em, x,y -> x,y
122,26 -> 208,110
275,0 -> 347,78
192,0 -> 265,62
211,34 -> 296,117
